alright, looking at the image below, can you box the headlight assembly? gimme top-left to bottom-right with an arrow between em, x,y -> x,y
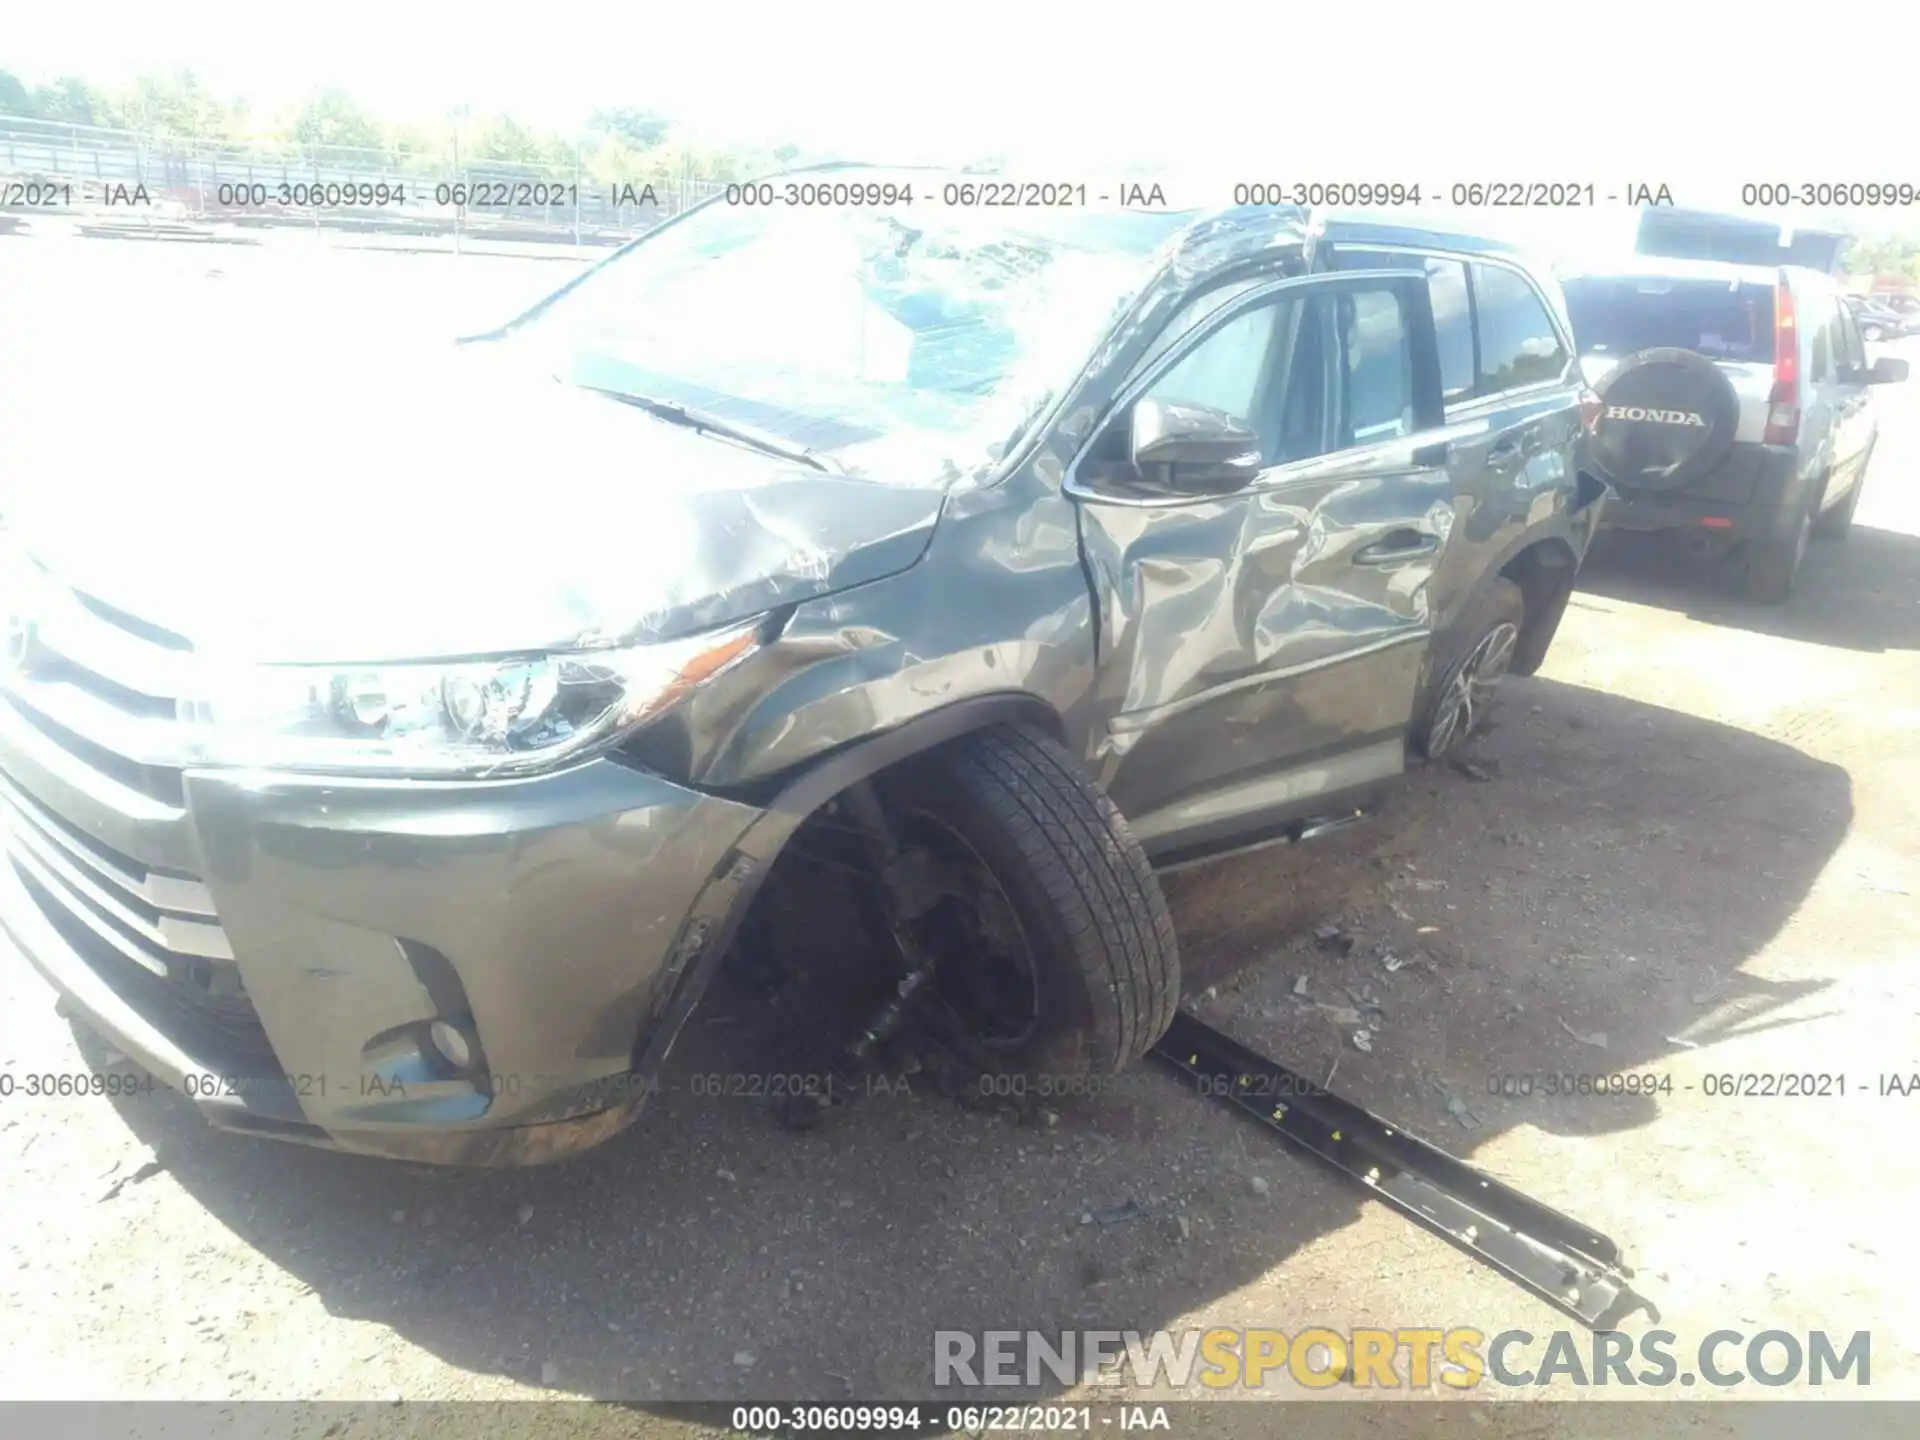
176,621 -> 761,778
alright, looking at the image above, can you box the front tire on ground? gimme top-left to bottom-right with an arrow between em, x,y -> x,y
1412,577 -> 1525,762
884,725 -> 1180,1078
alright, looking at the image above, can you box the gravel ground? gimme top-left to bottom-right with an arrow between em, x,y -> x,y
1,233 -> 1916,1437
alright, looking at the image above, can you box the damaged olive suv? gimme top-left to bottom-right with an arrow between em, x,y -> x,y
0,170 -> 1606,1165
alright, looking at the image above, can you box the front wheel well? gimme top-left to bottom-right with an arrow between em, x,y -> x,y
725,718 -> 1178,1084
1500,535 -> 1581,677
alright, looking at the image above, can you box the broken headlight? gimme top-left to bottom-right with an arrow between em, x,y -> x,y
177,622 -> 760,778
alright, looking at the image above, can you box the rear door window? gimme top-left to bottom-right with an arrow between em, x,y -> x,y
1560,276 -> 1775,363
1470,263 -> 1568,395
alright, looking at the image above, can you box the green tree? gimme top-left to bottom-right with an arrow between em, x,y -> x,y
115,69 -> 228,139
588,107 -> 671,149
34,76 -> 108,126
291,87 -> 384,152
1844,234 -> 1920,283
0,69 -> 31,115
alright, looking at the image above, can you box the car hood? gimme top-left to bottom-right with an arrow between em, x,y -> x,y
0,340 -> 949,663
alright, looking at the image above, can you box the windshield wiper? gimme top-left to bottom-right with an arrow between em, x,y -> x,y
583,387 -> 836,472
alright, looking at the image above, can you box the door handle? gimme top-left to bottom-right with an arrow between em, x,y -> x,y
1354,531 -> 1440,566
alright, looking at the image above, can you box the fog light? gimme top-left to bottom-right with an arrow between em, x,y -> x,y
427,1019 -> 473,1071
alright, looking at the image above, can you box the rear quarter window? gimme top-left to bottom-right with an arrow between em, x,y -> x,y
1561,277 -> 1775,363
1471,263 -> 1569,394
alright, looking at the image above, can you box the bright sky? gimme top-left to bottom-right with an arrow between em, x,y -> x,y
9,0 -> 1920,237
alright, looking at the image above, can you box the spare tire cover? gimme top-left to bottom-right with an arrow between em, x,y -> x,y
1589,346 -> 1742,492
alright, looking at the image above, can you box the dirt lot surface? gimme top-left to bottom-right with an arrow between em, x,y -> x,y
1,235 -> 1916,1436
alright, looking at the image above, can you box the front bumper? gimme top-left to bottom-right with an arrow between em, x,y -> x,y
0,693 -> 764,1165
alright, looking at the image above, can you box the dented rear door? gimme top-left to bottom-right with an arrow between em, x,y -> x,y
1071,271 -> 1453,862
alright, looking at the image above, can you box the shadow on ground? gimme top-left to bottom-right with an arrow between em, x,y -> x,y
1577,524 -> 1920,653
89,677 -> 1850,1405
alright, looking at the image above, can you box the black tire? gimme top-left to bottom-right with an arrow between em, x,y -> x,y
885,724 -> 1179,1077
1742,492 -> 1814,603
1412,577 -> 1525,762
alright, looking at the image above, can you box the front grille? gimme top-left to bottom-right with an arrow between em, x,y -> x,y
0,569 -> 275,1064
5,573 -> 194,806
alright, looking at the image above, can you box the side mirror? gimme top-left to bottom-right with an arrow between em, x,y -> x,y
1129,397 -> 1263,492
1867,356 -> 1909,385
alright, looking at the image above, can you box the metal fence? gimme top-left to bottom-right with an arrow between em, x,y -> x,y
0,113 -> 728,246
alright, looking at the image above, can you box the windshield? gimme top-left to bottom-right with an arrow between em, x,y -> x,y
1561,275 -> 1776,363
502,187 -> 1196,477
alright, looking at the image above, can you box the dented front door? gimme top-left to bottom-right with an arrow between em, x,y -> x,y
1070,271 -> 1453,862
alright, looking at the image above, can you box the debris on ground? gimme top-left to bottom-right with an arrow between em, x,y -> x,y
1380,953 -> 1405,972
1445,1096 -> 1483,1130
1292,975 -> 1311,997
1250,1177 -> 1271,1197
1351,1030 -> 1374,1053
1558,1019 -> 1610,1049
97,1153 -> 164,1204
1313,924 -> 1357,956
1452,758 -> 1500,782
1094,1199 -> 1145,1228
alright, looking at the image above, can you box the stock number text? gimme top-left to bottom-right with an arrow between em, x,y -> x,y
215,181 -> 407,208
1742,182 -> 1918,208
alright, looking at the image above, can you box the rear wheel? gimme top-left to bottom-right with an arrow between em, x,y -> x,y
883,725 -> 1180,1078
1412,578 -> 1525,762
1743,492 -> 1814,603
1815,449 -> 1871,541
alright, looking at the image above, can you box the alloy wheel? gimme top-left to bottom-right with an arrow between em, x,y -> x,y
1425,621 -> 1520,758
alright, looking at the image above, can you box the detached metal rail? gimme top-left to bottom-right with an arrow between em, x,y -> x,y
1153,1010 -> 1646,1329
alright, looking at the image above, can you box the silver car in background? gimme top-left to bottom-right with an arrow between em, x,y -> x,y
1557,256 -> 1907,601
